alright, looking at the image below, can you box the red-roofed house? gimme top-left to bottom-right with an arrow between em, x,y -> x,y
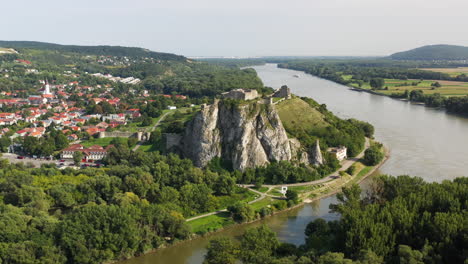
61,144 -> 113,161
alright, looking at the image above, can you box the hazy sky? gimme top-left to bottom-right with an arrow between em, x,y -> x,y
2,0 -> 468,57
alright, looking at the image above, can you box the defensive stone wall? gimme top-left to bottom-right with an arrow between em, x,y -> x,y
99,131 -> 151,141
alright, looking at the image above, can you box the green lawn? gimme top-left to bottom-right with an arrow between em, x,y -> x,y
81,137 -> 128,147
268,188 -> 284,197
276,97 -> 328,133
137,143 -> 159,152
288,184 -> 321,193
250,197 -> 275,210
188,212 -> 234,234
120,109 -> 172,132
252,186 -> 269,193
357,165 -> 374,178
216,188 -> 257,209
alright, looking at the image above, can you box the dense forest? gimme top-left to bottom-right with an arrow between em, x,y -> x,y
204,175 -> 468,264
0,132 -> 355,263
0,148 -> 246,263
0,40 -> 186,61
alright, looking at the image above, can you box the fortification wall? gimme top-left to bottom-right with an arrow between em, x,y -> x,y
99,131 -> 151,141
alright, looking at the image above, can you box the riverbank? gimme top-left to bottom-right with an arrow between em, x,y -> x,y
187,143 -> 388,235
276,64 -> 468,115
115,145 -> 389,264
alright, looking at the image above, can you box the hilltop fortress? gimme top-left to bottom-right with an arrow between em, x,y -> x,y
166,86 -> 322,171
221,89 -> 259,100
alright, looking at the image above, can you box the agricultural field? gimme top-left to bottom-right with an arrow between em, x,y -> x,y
345,75 -> 468,97
379,78 -> 468,97
419,67 -> 468,77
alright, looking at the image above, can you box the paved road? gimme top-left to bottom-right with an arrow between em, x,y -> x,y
132,111 -> 171,151
185,138 -> 371,222
1,153 -> 57,167
244,137 -> 370,188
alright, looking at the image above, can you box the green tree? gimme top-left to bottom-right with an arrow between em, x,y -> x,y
398,245 -> 424,264
240,225 -> 280,264
370,78 -> 385,89
204,237 -> 239,264
73,151 -> 83,165
285,189 -> 299,203
363,145 -> 384,166
227,202 -> 256,223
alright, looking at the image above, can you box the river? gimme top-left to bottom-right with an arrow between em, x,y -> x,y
120,63 -> 468,264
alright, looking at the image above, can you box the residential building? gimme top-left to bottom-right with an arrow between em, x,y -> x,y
328,146 -> 348,161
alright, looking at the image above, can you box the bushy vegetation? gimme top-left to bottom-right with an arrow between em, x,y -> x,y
279,97 -> 370,157
204,175 -> 468,264
363,143 -> 384,166
0,142 -> 260,263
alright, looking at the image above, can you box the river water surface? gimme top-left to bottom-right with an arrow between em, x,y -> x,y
120,63 -> 468,264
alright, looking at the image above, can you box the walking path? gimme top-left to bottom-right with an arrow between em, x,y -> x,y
132,111 -> 171,151
186,138 -> 371,222
186,186 -> 271,222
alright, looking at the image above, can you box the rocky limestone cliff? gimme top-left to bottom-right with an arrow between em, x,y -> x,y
310,139 -> 324,166
179,100 -> 307,171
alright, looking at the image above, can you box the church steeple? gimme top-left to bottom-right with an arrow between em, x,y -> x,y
43,78 -> 51,95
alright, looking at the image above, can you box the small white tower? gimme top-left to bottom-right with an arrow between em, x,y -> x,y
43,79 -> 51,95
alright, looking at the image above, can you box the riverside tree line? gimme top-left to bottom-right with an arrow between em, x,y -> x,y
203,175 -> 468,264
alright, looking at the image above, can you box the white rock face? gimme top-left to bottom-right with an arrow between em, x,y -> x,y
310,139 -> 324,166
180,100 -> 303,171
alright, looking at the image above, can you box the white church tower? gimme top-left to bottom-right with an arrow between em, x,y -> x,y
43,79 -> 51,95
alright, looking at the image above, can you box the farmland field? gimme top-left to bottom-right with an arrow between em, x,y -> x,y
419,67 -> 468,77
345,76 -> 468,97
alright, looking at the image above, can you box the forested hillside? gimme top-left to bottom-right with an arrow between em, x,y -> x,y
0,40 -> 186,61
0,150 -> 251,263
390,44 -> 468,60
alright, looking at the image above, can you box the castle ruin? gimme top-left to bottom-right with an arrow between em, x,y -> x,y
221,89 -> 259,100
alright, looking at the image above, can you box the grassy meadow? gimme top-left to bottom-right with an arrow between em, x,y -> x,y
81,137 -> 129,147
276,97 -> 328,132
419,67 -> 468,77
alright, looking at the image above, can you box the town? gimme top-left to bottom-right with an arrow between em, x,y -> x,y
0,63 -> 192,168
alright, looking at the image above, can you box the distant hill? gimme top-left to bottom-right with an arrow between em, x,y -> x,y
0,40 -> 186,61
390,44 -> 468,60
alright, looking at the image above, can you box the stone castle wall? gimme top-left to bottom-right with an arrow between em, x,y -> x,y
99,131 -> 151,141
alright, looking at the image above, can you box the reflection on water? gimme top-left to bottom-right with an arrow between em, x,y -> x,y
119,64 -> 468,264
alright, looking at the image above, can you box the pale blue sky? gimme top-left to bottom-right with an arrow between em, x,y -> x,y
2,0 -> 468,57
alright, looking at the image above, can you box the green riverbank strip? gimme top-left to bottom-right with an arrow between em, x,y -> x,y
188,147 -> 388,235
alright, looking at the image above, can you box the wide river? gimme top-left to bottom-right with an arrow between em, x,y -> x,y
120,63 -> 468,264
